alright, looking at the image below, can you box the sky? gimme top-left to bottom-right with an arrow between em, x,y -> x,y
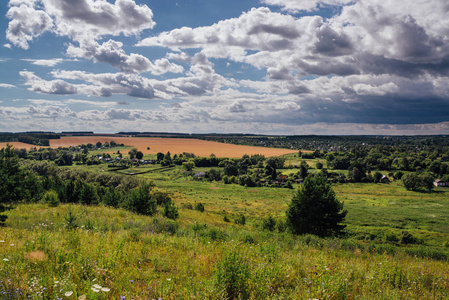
1,0 -> 449,135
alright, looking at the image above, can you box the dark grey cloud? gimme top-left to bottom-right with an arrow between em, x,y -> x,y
313,26 -> 353,56
248,24 -> 300,39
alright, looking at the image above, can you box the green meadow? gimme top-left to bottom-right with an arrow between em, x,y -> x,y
1,152 -> 449,299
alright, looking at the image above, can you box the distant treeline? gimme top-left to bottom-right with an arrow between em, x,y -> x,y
0,132 -> 60,146
118,132 -> 193,137
61,131 -> 94,135
200,135 -> 449,151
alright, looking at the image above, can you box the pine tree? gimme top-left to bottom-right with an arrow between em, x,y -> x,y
286,175 -> 347,237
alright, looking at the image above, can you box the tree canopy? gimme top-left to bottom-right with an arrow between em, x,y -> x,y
286,175 -> 347,237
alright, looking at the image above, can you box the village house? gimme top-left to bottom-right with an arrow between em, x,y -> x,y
380,175 -> 390,183
434,179 -> 449,187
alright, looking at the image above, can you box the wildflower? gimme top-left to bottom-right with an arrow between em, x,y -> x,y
2,258 -> 9,262
78,295 -> 86,300
120,296 -> 126,300
167,278 -> 171,281
92,284 -> 102,290
10,244 -> 14,246
0,240 -> 4,243
64,291 -> 73,297
101,287 -> 110,292
91,287 -> 100,293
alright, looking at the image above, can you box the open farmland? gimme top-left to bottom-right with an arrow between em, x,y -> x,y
0,142 -> 44,150
47,136 -> 298,158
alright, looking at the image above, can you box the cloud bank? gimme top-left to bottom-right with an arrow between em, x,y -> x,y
3,0 -> 449,134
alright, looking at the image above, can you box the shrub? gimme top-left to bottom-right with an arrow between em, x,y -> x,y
222,175 -> 231,184
405,247 -> 448,261
400,231 -> 416,245
208,228 -> 228,241
163,201 -> 179,220
153,191 -> 172,206
150,218 -> 179,235
102,187 -> 122,208
262,215 -> 276,232
385,233 -> 399,244
242,234 -> 255,244
216,250 -> 250,300
277,219 -> 287,233
124,182 -> 157,216
235,214 -> 246,225
64,207 -> 78,230
79,183 -> 99,205
223,215 -> 230,222
42,190 -> 59,207
195,202 -> 205,212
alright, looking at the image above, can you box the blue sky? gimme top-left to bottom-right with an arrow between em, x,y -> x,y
1,0 -> 449,135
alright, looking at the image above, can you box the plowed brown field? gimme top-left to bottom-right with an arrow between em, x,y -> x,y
40,136 -> 295,158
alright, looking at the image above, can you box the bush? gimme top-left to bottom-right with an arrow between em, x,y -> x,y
153,191 -> 172,206
235,214 -> 246,225
102,187 -> 122,208
64,207 -> 78,230
150,218 -> 179,235
124,182 -> 157,216
208,228 -> 228,241
223,215 -> 230,222
405,247 -> 448,261
277,219 -> 287,233
195,202 -> 205,212
163,201 -> 179,220
242,234 -> 255,244
222,175 -> 231,184
400,231 -> 416,244
79,183 -> 99,205
262,215 -> 276,232
42,190 -> 59,207
216,250 -> 250,300
385,233 -> 399,244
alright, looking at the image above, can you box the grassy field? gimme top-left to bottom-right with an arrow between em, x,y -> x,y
2,147 -> 449,298
2,200 -> 449,299
73,160 -> 449,246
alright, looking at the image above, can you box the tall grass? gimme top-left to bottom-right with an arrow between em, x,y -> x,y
1,204 -> 449,299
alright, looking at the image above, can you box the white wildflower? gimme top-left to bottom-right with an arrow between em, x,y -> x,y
3,258 -> 9,262
91,287 -> 100,293
92,284 -> 102,289
101,287 -> 110,292
64,291 -> 73,297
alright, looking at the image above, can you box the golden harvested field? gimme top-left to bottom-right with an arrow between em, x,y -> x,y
0,142 -> 43,150
45,136 -> 297,158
